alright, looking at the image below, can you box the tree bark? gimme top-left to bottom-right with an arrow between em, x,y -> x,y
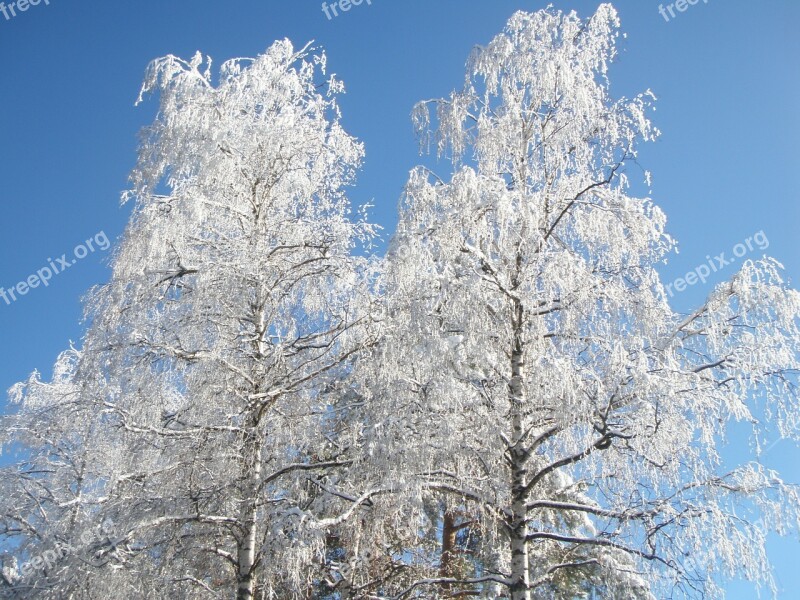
236,428 -> 262,600
509,300 -> 531,600
440,509 -> 458,586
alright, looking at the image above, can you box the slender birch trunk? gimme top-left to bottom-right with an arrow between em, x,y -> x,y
509,300 -> 531,600
237,311 -> 268,600
236,427 -> 263,600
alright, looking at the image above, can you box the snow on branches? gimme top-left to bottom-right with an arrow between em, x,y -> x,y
1,4 -> 798,600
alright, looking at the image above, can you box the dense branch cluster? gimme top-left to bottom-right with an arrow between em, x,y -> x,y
2,5 -> 799,599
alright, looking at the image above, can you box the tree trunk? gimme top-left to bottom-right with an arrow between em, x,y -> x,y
509,300 -> 531,600
440,509 -> 458,588
237,313 -> 268,600
237,414 -> 263,600
509,465 -> 531,600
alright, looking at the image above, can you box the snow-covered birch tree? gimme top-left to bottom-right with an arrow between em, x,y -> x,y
353,5 -> 800,599
2,6 -> 799,600
3,40 -> 379,599
0,348 -> 123,598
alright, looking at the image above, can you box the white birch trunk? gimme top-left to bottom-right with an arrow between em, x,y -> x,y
509,302 -> 531,600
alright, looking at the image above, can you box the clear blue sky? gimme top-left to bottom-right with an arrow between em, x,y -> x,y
1,1 -> 798,596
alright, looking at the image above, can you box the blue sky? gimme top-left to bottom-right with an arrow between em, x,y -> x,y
0,0 -> 798,596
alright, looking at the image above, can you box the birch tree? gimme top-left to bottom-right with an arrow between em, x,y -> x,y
2,6 -> 799,600
0,349 -> 124,599
355,5 -> 800,599
3,40 -> 379,599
